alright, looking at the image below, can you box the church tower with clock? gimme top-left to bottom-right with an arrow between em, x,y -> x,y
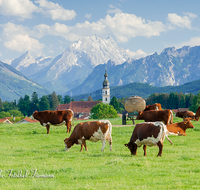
102,67 -> 110,104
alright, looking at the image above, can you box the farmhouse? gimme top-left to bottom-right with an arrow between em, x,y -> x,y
17,117 -> 39,124
0,118 -> 12,124
55,101 -> 101,119
56,68 -> 110,119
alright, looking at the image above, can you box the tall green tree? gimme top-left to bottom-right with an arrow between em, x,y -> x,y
8,110 -> 23,117
0,111 -> 11,119
110,96 -> 120,112
88,96 -> 93,101
90,103 -> 118,119
18,95 -> 30,116
57,95 -> 63,104
29,92 -> 39,114
189,91 -> 200,112
39,95 -> 50,111
51,91 -> 59,110
0,98 -> 4,112
64,95 -> 71,104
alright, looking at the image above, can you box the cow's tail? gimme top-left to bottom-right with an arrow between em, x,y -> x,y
170,110 -> 173,124
162,123 -> 174,145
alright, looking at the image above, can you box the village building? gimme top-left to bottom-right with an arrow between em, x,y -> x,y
17,117 -> 39,124
0,118 -> 13,124
56,101 -> 101,119
102,67 -> 110,104
55,67 -> 110,119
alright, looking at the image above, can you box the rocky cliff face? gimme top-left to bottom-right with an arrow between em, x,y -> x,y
67,45 -> 200,96
11,35 -> 130,94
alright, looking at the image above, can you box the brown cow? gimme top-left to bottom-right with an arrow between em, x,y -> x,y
195,106 -> 200,121
64,120 -> 112,152
124,122 -> 173,156
136,109 -> 173,124
175,111 -> 195,120
144,103 -> 162,111
33,109 -> 73,134
167,120 -> 194,136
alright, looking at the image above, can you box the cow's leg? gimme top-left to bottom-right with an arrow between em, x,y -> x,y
46,124 -> 50,134
132,144 -> 137,155
157,141 -> 163,156
80,139 -> 88,152
66,123 -> 71,133
107,136 -> 112,151
101,139 -> 107,152
143,145 -> 147,156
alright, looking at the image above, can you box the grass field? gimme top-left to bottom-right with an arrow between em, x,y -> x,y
0,116 -> 200,189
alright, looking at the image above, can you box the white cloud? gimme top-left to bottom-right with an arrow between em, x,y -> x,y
4,34 -> 44,53
0,52 -> 2,56
176,36 -> 200,48
107,8 -> 122,14
2,22 -> 44,56
184,12 -> 197,19
126,49 -> 147,59
35,0 -> 76,20
85,14 -> 91,19
107,4 -> 122,14
102,13 -> 165,42
32,12 -> 166,43
0,0 -> 38,19
3,59 -> 12,65
167,13 -> 195,29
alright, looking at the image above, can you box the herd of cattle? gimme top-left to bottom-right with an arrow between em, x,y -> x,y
32,104 -> 200,157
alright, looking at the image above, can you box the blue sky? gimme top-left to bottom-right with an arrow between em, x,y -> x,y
0,0 -> 200,64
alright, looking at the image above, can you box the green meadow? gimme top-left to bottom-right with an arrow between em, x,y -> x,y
0,117 -> 200,189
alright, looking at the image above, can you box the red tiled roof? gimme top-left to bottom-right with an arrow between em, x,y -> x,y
0,118 -> 12,124
172,109 -> 178,113
178,108 -> 189,112
56,101 -> 102,113
18,117 -> 39,123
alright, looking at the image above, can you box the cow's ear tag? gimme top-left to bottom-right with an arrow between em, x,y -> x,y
124,144 -> 128,147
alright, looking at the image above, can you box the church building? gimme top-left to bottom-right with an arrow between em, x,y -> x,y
102,67 -> 110,104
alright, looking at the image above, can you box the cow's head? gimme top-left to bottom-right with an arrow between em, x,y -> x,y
32,110 -> 38,119
64,138 -> 72,151
184,120 -> 195,129
175,111 -> 180,117
136,111 -> 143,119
124,142 -> 137,155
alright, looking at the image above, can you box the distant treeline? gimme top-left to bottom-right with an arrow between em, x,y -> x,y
146,92 -> 194,110
0,91 -> 200,118
0,91 -> 74,118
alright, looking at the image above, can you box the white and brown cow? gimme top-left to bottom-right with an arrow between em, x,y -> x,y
166,120 -> 194,136
144,103 -> 162,111
125,122 -> 173,157
64,120 -> 112,152
136,109 -> 173,124
33,109 -> 73,134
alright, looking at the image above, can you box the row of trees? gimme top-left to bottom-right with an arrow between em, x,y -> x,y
146,92 -> 194,110
0,91 -> 73,118
1,91 -> 200,119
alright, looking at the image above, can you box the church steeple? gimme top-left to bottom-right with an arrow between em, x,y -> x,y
102,67 -> 110,104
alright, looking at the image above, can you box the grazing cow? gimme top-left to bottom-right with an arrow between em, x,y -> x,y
124,122 -> 173,156
167,120 -> 194,136
64,120 -> 112,152
144,103 -> 162,111
33,109 -> 73,134
136,109 -> 173,124
175,111 -> 195,120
